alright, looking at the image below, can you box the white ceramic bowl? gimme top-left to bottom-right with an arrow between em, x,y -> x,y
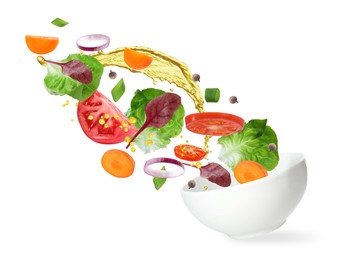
180,153 -> 307,239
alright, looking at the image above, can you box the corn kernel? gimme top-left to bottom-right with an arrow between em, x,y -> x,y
124,127 -> 128,132
130,142 -> 135,146
125,136 -> 131,143
203,185 -> 208,191
146,139 -> 153,145
104,113 -> 110,119
170,88 -> 174,92
195,162 -> 202,168
87,115 -> 94,120
131,147 -> 136,152
75,102 -> 79,107
148,133 -> 153,138
114,114 -> 119,120
98,118 -> 105,125
122,121 -> 128,127
104,124 -> 109,128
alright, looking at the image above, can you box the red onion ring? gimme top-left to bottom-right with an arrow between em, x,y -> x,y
144,158 -> 185,178
76,34 -> 110,51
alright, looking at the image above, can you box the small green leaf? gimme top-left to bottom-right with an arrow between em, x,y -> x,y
161,166 -> 166,171
205,88 -> 220,102
111,78 -> 126,102
153,177 -> 167,190
51,18 -> 69,27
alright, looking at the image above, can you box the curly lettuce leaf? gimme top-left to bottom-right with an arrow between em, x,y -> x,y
44,54 -> 104,101
126,88 -> 185,153
218,119 -> 279,171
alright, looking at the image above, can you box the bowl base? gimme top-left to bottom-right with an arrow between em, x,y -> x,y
228,220 -> 286,240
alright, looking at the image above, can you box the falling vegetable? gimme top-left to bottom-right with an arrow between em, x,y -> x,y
199,163 -> 231,187
205,88 -> 220,102
111,78 -> 126,102
101,149 -> 135,178
42,53 -> 104,101
44,58 -> 93,84
25,35 -> 59,54
234,160 -> 268,184
153,177 -> 167,190
51,18 -> 69,27
124,48 -> 153,70
126,92 -> 181,148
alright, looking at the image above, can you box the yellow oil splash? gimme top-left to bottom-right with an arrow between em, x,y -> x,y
92,46 -> 205,112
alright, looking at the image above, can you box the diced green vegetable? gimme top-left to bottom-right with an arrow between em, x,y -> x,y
153,177 -> 167,190
51,18 -> 69,27
111,78 -> 126,102
205,88 -> 220,102
161,166 -> 166,171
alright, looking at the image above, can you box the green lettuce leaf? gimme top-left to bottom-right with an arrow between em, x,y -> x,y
126,88 -> 185,153
44,54 -> 104,101
217,119 -> 279,171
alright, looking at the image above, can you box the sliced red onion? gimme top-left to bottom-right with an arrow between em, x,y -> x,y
76,34 -> 110,51
144,158 -> 185,178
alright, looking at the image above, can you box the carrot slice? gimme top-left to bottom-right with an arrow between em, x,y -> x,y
101,149 -> 135,178
25,35 -> 59,54
124,48 -> 153,70
234,160 -> 268,184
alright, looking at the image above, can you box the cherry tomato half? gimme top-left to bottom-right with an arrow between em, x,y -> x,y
174,144 -> 207,161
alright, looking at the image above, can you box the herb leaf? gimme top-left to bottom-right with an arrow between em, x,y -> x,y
126,92 -> 181,148
44,54 -> 104,101
111,78 -> 125,102
51,18 -> 69,27
218,119 -> 279,171
199,163 -> 231,187
153,177 -> 167,190
45,59 -> 92,84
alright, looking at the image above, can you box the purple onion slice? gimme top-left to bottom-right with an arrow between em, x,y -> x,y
76,34 -> 110,51
144,158 -> 185,178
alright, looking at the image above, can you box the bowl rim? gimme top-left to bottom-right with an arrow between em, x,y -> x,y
181,152 -> 306,193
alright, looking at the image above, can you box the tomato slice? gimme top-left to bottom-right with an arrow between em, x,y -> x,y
185,112 -> 244,136
174,144 -> 207,161
77,91 -> 137,144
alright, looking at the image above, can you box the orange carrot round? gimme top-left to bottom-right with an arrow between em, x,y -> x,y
101,149 -> 135,178
234,160 -> 268,184
124,48 -> 153,70
25,35 -> 59,54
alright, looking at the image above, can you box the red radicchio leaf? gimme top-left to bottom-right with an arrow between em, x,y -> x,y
126,92 -> 181,148
46,59 -> 93,84
200,162 -> 231,187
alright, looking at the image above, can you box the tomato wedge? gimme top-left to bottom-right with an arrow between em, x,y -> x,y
77,91 -> 137,144
185,112 -> 244,136
174,144 -> 207,161
25,35 -> 59,54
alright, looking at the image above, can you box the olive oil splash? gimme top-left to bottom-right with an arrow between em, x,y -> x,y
93,47 -> 205,112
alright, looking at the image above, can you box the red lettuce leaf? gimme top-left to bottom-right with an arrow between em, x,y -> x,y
46,59 -> 92,84
126,92 -> 181,148
200,163 -> 231,187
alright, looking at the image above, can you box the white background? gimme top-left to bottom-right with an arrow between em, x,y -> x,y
1,0 -> 339,259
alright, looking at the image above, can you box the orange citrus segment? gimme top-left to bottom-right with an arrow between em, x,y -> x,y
25,35 -> 59,54
124,48 -> 153,70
